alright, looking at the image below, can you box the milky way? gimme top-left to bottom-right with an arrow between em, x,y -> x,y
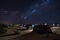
0,0 -> 60,24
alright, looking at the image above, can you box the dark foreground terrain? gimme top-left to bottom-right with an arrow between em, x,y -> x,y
9,32 -> 60,40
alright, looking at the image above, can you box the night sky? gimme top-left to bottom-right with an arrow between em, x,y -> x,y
0,0 -> 60,24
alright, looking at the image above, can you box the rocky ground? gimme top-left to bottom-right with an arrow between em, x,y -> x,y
0,29 -> 60,40
9,32 -> 60,40
0,29 -> 33,40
